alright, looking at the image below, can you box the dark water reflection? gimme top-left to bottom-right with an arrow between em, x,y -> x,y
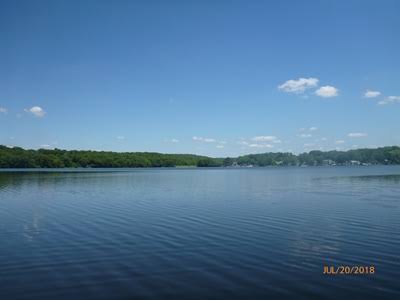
0,166 -> 399,300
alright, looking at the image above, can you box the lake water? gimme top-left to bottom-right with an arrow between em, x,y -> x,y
0,166 -> 399,300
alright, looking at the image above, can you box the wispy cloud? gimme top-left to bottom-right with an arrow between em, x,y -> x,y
278,77 -> 319,94
237,136 -> 280,149
164,138 -> 180,143
347,132 -> 367,138
335,140 -> 345,144
251,135 -> 279,142
192,136 -> 216,143
315,86 -> 338,98
248,143 -> 273,148
298,133 -> 312,138
377,96 -> 400,105
364,90 -> 381,98
299,126 -> 317,132
388,96 -> 400,102
116,135 -> 125,140
216,145 -> 224,149
237,140 -> 249,146
0,107 -> 7,114
39,144 -> 51,148
24,106 -> 46,117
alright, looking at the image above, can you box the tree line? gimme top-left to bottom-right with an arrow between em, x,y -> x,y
1,145 -> 400,168
232,146 -> 400,167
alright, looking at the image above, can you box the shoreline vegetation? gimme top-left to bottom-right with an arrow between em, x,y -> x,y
1,145 -> 400,168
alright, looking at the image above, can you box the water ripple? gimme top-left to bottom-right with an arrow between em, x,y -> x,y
0,167 -> 400,299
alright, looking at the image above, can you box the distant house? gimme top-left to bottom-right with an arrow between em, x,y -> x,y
322,159 -> 336,166
349,160 -> 361,165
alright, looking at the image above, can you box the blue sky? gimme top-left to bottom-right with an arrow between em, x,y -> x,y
1,0 -> 399,157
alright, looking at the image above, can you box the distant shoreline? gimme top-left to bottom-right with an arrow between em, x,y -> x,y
1,145 -> 400,169
1,165 -> 400,172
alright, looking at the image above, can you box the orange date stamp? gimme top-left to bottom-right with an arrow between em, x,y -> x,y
323,265 -> 375,275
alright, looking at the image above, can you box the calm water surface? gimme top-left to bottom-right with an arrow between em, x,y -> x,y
0,166 -> 399,300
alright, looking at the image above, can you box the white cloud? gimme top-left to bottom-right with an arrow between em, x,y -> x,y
116,136 -> 125,140
347,132 -> 367,138
239,136 -> 281,149
315,86 -> 338,98
298,133 -> 312,138
320,137 -> 328,141
300,127 -> 317,132
165,138 -> 180,143
25,106 -> 46,117
388,96 -> 400,101
335,140 -> 345,144
378,96 -> 400,105
278,77 -> 319,94
192,136 -> 216,143
0,107 -> 7,113
252,135 -> 278,142
204,138 -> 216,143
248,143 -> 273,148
216,145 -> 224,149
39,144 -> 51,148
364,90 -> 381,98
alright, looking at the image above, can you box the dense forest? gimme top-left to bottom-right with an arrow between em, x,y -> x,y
1,145 -> 400,168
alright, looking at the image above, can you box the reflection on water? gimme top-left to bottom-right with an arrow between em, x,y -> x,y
23,209 -> 41,242
0,166 -> 400,300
